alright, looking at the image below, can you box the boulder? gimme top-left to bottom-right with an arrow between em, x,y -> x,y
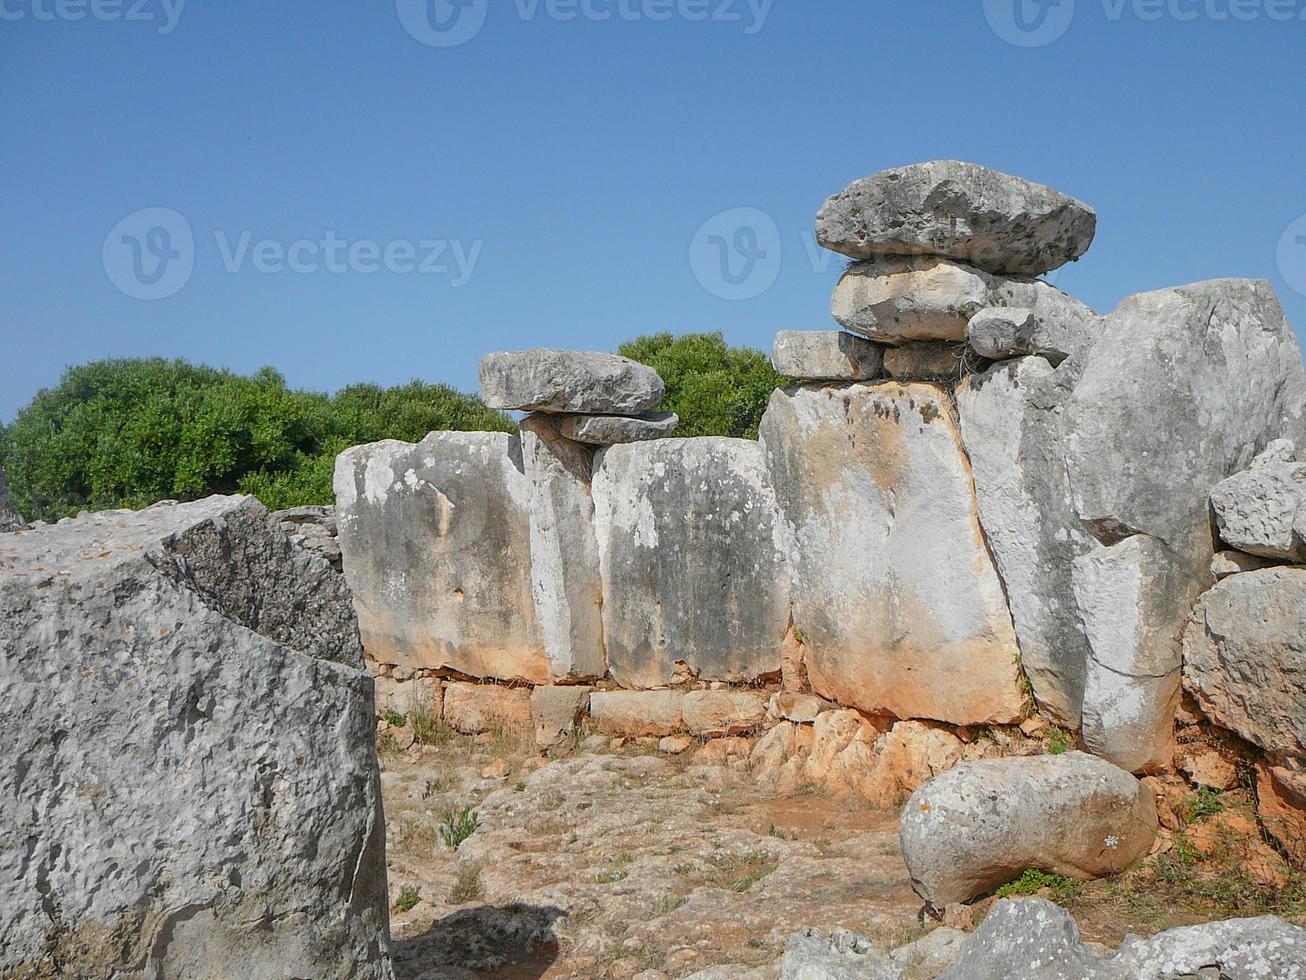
591,438 -> 791,688
335,432 -> 549,684
760,382 -> 1025,726
479,349 -> 664,414
554,411 -> 679,446
1064,279 -> 1306,571
520,415 -> 606,681
682,689 -> 769,736
900,752 -> 1156,907
1073,535 -> 1203,773
1183,568 -> 1306,758
936,900 -> 1104,980
1211,549 -> 1274,580
882,342 -> 971,382
815,161 -> 1096,277
771,330 -> 884,381
1210,458 -> 1306,562
832,256 -> 990,342
779,928 -> 901,980
0,497 -> 391,978
957,357 -> 1098,728
967,304 -> 1100,366
442,682 -> 533,735
589,690 -> 684,736
530,684 -> 593,747
1256,763 -> 1306,865
0,462 -> 26,532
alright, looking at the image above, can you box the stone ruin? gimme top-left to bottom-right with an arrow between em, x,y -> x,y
4,160 -> 1306,977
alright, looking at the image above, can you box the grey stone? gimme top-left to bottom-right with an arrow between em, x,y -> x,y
682,689 -> 769,735
1211,549 -> 1275,579
275,505 -> 343,569
1210,460 -> 1306,562
335,432 -> 549,684
0,496 -> 391,978
1064,279 -> 1306,572
1183,568 -> 1306,758
937,900 -> 1104,980
554,411 -> 679,445
1073,535 -> 1203,773
0,462 -> 24,533
781,928 -> 902,980
883,342 -> 974,382
1106,914 -> 1306,979
816,161 -> 1096,277
900,753 -> 1156,907
771,330 -> 884,381
591,438 -> 791,688
967,300 -> 1101,366
760,382 -> 1025,726
271,503 -> 337,529
530,684 -> 593,747
479,349 -> 665,414
957,356 -> 1099,729
888,927 -> 967,978
520,415 -> 606,681
1252,437 -> 1297,467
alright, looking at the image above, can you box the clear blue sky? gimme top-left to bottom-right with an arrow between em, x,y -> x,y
3,0 -> 1305,421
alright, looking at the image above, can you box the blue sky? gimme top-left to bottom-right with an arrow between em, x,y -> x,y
2,0 -> 1305,420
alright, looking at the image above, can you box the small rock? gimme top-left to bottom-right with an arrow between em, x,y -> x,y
480,758 -> 510,780
555,412 -> 679,446
693,736 -> 752,765
936,899 -> 1104,980
580,734 -> 609,752
1018,716 -> 1047,737
888,927 -> 966,977
780,927 -> 901,980
1210,458 -> 1306,561
772,692 -> 833,724
659,735 -> 694,755
771,330 -> 884,381
391,726 -> 417,750
941,904 -> 974,932
479,349 -> 665,415
1210,549 -> 1275,579
530,684 -> 593,748
832,256 -> 990,342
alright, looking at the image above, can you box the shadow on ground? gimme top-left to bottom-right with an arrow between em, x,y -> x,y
392,903 -> 567,979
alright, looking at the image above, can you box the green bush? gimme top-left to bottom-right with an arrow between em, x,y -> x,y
1,359 -> 515,521
619,332 -> 781,440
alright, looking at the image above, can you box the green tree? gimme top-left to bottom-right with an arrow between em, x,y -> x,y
3,358 -> 514,521
618,332 -> 780,439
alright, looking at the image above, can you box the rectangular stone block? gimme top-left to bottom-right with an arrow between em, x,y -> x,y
589,690 -> 685,736
443,682 -> 533,735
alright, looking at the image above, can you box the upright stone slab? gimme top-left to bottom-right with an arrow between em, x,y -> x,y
760,382 -> 1025,726
335,432 -> 549,684
0,497 -> 391,978
0,463 -> 23,533
479,349 -> 665,414
816,160 -> 1097,276
1183,568 -> 1306,759
957,357 -> 1099,728
520,415 -> 606,681
1073,535 -> 1203,773
1064,279 -> 1306,571
591,438 -> 791,688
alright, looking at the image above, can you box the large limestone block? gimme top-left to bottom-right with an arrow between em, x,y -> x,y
0,497 -> 391,978
591,438 -> 791,688
1183,568 -> 1306,758
900,753 -> 1156,907
1210,458 -> 1306,562
682,690 -> 769,736
520,415 -> 606,681
957,357 -> 1099,728
479,349 -> 664,414
833,256 -> 1098,348
530,684 -> 593,747
589,690 -> 685,736
816,161 -> 1097,276
1064,279 -> 1306,571
0,462 -> 24,532
335,432 -> 549,684
771,330 -> 884,381
1073,535 -> 1202,773
760,382 -> 1025,726
442,682 -> 533,735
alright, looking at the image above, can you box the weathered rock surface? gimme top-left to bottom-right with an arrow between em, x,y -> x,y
1256,763 -> 1306,866
937,899 -> 1103,980
1211,549 -> 1274,579
760,382 -> 1024,726
1074,535 -> 1203,773
0,497 -> 391,978
589,690 -> 685,736
967,300 -> 1100,366
1210,457 -> 1306,561
1183,568 -> 1306,758
374,670 -> 442,721
555,411 -> 679,445
1064,279 -> 1306,570
816,161 -> 1097,277
479,349 -> 664,414
683,690 -> 769,736
530,684 -> 593,747
771,330 -> 884,381
442,682 -> 533,735
592,438 -> 791,688
882,342 -> 971,382
0,462 -> 26,532
957,356 -> 1098,728
520,415 -> 606,680
832,256 -> 990,342
272,504 -> 342,569
780,928 -> 901,979
335,432 -> 549,684
900,753 -> 1156,907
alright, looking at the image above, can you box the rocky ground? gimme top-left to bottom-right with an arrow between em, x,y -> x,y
376,727 -> 1306,980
